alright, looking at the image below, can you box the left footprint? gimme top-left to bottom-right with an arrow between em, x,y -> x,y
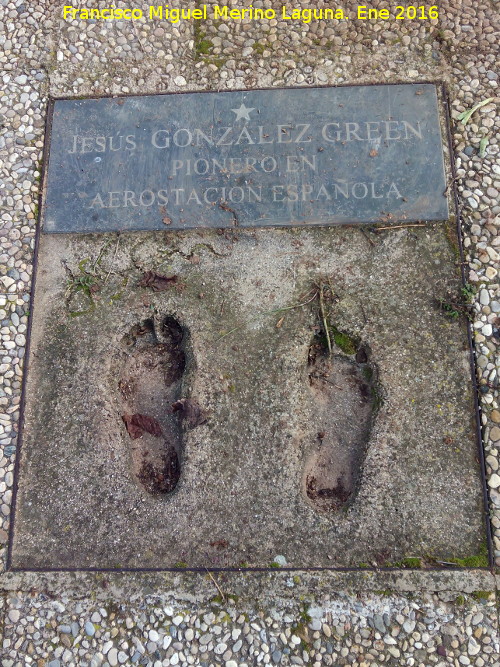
119,316 -> 186,495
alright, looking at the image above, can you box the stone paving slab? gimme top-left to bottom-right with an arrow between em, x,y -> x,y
10,223 -> 486,569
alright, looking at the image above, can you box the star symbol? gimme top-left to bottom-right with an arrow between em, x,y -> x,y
231,103 -> 255,121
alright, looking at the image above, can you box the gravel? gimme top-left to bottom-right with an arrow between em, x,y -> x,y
0,0 -> 499,663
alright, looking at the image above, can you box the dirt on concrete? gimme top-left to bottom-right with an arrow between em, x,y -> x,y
10,223 -> 486,569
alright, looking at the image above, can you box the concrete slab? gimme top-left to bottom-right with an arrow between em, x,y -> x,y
10,222 -> 486,569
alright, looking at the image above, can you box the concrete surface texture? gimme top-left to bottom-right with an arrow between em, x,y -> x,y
12,225 -> 484,569
0,0 -> 499,665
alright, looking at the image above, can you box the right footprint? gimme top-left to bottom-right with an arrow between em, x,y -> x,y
304,338 -> 378,512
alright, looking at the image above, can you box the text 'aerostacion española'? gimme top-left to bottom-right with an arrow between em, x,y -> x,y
62,5 -> 440,23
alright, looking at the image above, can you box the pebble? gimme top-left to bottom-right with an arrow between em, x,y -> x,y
373,614 -> 386,633
107,648 -> 118,666
488,473 -> 500,489
84,621 -> 95,636
8,609 -> 20,623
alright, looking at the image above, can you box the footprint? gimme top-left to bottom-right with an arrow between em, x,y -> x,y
119,316 -> 186,495
303,338 -> 377,512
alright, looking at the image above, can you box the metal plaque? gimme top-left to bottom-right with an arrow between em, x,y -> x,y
43,84 -> 449,233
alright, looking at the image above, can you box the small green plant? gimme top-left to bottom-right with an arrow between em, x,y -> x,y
291,621 -> 310,646
300,605 -> 312,623
457,98 -> 495,126
371,385 -> 384,412
253,42 -> 267,55
173,561 -> 188,568
66,273 -> 98,298
461,283 -> 476,304
269,561 -> 281,568
455,594 -> 465,605
194,26 -> 213,57
438,298 -> 460,319
479,136 -> 489,158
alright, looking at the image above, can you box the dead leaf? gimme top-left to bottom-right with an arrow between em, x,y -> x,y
172,399 -> 208,429
369,149 -> 378,157
138,271 -> 178,292
122,413 -> 163,439
210,539 -> 229,549
276,316 -> 284,328
122,414 -> 143,439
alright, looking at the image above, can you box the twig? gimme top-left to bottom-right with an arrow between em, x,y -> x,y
205,568 -> 226,602
131,20 -> 147,55
214,289 -> 319,343
360,228 -> 376,246
360,302 -> 368,324
309,373 -> 342,389
104,236 -> 120,284
319,284 -> 332,355
268,290 -> 318,314
373,223 -> 426,232
434,560 -> 460,567
92,238 -> 112,274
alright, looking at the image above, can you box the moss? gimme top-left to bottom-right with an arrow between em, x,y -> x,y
448,543 -> 489,568
211,595 -> 224,605
269,561 -> 281,568
291,621 -> 310,646
253,42 -> 267,54
173,561 -> 188,568
211,593 -> 239,606
471,590 -> 493,601
201,56 -> 226,69
371,385 -> 384,412
194,27 -> 213,57
300,606 -> 312,623
391,557 -> 422,569
444,219 -> 460,261
361,366 -> 373,381
330,325 -> 357,355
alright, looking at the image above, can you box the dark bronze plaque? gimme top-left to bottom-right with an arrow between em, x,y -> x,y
43,85 -> 449,233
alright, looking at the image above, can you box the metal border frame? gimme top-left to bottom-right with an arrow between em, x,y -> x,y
6,81 -> 494,573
